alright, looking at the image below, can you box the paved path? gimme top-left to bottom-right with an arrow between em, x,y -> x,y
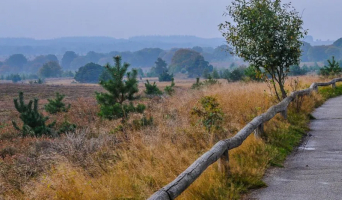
248,96 -> 342,200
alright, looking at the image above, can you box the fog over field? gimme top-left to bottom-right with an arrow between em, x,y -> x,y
0,0 -> 341,40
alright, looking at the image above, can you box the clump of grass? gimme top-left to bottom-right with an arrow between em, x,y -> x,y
318,83 -> 342,99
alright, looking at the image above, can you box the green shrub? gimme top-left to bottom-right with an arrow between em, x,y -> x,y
158,71 -> 173,82
144,80 -> 163,95
320,56 -> 341,76
58,120 -> 76,134
191,96 -> 224,144
229,67 -> 245,82
191,77 -> 203,89
164,78 -> 175,95
12,92 -> 56,137
44,93 -> 70,114
133,115 -> 154,130
74,62 -> 107,83
203,74 -> 220,86
191,75 -> 220,90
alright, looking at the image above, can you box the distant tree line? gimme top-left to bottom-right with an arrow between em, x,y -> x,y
0,46 -> 233,82
2,41 -> 342,84
301,38 -> 342,62
60,46 -> 234,72
0,36 -> 225,55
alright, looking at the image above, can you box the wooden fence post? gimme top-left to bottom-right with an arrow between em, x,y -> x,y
254,123 -> 264,138
332,82 -> 336,89
281,109 -> 288,119
219,149 -> 230,175
314,86 -> 318,92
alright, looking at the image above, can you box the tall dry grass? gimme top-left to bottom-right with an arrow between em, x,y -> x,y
0,76 -> 328,199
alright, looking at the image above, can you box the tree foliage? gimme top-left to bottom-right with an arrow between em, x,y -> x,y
169,49 -> 213,78
74,62 -> 106,83
288,65 -> 308,76
308,46 -> 328,62
244,65 -> 262,81
38,61 -> 63,78
10,74 -> 21,83
158,71 -> 173,82
95,56 -> 145,121
27,54 -> 59,74
325,46 -> 341,60
220,0 -> 307,100
62,51 -> 78,69
5,54 -> 27,69
333,38 -> 342,47
154,58 -> 168,75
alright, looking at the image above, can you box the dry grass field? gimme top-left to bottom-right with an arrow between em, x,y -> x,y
0,75 -> 335,199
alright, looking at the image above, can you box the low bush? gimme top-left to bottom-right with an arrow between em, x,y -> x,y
45,92 -> 70,114
144,80 -> 163,95
12,92 -> 56,137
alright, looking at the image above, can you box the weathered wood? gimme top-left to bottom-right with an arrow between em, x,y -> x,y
281,109 -> 288,119
148,78 -> 342,200
254,123 -> 264,138
332,82 -> 336,89
148,140 -> 229,200
219,150 -> 230,174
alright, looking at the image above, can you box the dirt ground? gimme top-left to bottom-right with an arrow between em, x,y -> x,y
0,77 -> 198,123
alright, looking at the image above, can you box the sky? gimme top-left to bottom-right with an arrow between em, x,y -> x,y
0,0 -> 341,41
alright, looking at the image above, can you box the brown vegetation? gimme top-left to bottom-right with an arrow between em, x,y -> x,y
0,76 -> 331,199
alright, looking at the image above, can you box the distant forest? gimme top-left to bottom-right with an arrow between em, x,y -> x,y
0,36 -> 225,56
0,45 -> 234,76
0,35 -> 342,80
301,38 -> 342,62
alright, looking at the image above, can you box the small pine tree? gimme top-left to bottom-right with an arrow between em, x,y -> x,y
96,56 -> 145,121
191,77 -> 203,89
12,92 -> 56,137
202,74 -> 219,86
58,119 -> 76,134
192,75 -> 219,90
320,56 -> 341,76
164,78 -> 175,95
154,58 -> 168,75
144,80 -> 163,95
44,92 -> 70,114
191,96 -> 224,144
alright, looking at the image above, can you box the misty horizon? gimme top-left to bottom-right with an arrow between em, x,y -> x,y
0,35 -> 336,42
1,0 -> 342,41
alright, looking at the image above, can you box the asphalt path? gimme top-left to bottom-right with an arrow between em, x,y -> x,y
247,95 -> 342,200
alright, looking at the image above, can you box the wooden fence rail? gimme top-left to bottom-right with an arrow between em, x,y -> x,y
148,78 -> 342,200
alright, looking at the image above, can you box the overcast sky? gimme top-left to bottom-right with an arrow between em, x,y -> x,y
0,0 -> 340,40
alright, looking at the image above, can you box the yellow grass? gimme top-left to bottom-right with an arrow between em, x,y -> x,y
0,76 -> 328,199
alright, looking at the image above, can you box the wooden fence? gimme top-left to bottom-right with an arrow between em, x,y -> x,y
148,78 -> 342,200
